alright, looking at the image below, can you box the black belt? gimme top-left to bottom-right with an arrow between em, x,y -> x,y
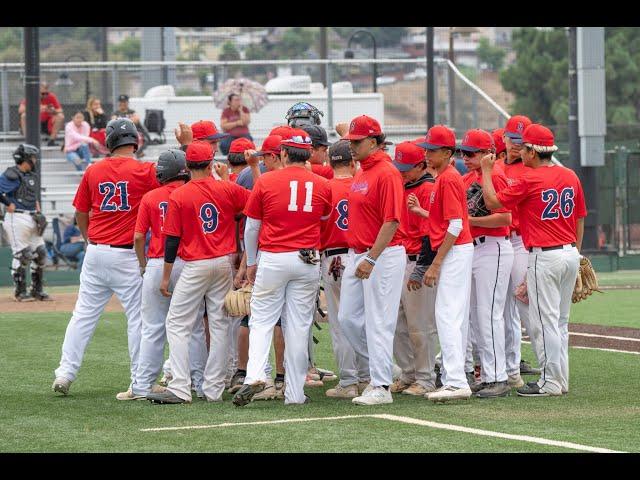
473,236 -> 509,247
14,209 -> 36,214
528,242 -> 576,252
324,247 -> 349,258
407,254 -> 418,261
89,241 -> 134,249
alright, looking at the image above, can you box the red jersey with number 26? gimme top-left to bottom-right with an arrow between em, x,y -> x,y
321,177 -> 353,251
134,180 -> 185,258
73,156 -> 160,245
496,165 -> 587,249
244,166 -> 331,252
163,177 -> 250,261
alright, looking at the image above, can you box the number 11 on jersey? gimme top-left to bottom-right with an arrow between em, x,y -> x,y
288,180 -> 313,212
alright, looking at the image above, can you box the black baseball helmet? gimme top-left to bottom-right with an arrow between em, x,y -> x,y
156,149 -> 189,184
105,118 -> 139,153
13,143 -> 40,169
285,102 -> 324,128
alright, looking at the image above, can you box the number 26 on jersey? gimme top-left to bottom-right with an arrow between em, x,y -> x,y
541,187 -> 575,220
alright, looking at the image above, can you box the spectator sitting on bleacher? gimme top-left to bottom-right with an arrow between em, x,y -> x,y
112,94 -> 151,157
59,218 -> 86,269
63,111 -> 100,171
84,97 -> 110,156
18,81 -> 65,147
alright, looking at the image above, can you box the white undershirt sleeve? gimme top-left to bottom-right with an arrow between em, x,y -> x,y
244,217 -> 262,266
447,218 -> 463,237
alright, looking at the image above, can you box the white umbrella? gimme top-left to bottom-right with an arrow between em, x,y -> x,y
213,78 -> 269,113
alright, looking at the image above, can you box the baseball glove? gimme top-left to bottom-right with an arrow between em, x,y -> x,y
466,182 -> 490,217
224,285 -> 252,317
299,249 -> 320,265
31,212 -> 48,236
572,256 -> 603,303
515,279 -> 529,305
328,255 -> 345,281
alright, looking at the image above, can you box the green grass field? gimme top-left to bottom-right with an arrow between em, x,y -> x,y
1,280 -> 639,452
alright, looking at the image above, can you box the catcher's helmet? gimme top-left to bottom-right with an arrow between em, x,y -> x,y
105,118 -> 139,153
13,143 -> 40,169
285,102 -> 324,128
156,149 -> 189,184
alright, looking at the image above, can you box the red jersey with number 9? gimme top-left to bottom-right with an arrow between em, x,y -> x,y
134,180 -> 185,258
496,165 -> 587,249
72,157 -> 160,245
163,177 -> 250,261
321,177 -> 353,251
244,166 -> 331,252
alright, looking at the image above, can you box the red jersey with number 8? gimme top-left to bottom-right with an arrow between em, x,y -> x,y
72,157 -> 160,245
244,166 -> 331,252
321,177 -> 353,251
496,165 -> 587,249
163,177 -> 250,261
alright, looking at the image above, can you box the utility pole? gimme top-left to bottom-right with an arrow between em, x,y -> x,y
160,27 -> 168,85
319,27 -> 327,87
567,27 -> 580,173
23,27 -> 41,203
426,27 -> 435,128
101,28 -> 109,104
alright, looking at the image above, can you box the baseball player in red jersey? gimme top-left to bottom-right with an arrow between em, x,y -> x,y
53,118 -> 160,396
320,140 -> 370,399
481,124 -> 586,397
146,141 -> 250,404
459,129 -> 514,398
418,125 -> 475,402
233,129 -> 331,406
338,115 -> 407,406
501,115 -> 543,380
388,141 -> 438,397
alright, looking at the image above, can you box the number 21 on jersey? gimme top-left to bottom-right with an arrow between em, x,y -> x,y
288,180 -> 313,212
99,181 -> 130,211
541,187 -> 575,220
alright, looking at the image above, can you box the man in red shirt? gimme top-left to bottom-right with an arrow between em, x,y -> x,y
418,125 -> 474,402
481,124 -> 586,397
459,129 -> 514,398
320,140 -> 370,399
233,129 -> 331,406
53,118 -> 160,396
19,82 -> 65,146
337,115 -> 407,406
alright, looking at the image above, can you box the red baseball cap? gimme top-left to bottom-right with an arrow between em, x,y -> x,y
522,124 -> 558,151
492,128 -> 506,154
229,137 -> 256,154
343,115 -> 383,140
185,140 -> 214,163
416,125 -> 456,150
191,120 -> 227,141
393,141 -> 426,172
252,135 -> 283,157
269,125 -> 296,139
504,115 -> 532,144
280,128 -> 312,150
459,129 -> 494,153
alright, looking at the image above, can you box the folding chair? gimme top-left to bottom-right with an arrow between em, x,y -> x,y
52,217 -> 77,269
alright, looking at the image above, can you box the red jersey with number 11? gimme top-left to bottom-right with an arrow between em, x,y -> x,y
72,156 -> 159,245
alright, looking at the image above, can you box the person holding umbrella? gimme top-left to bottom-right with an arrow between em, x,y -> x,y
220,94 -> 253,155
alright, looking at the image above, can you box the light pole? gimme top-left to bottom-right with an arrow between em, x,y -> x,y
344,30 -> 378,92
56,54 -> 90,103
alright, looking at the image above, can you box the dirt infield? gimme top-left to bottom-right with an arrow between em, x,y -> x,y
0,292 -> 123,314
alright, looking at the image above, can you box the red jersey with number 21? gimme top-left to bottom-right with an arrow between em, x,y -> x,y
496,165 -> 587,249
73,156 -> 160,245
163,177 -> 250,261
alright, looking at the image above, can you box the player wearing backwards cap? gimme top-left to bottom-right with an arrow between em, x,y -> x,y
337,115 -> 407,406
233,129 -> 332,406
302,124 -> 334,180
121,149 -> 206,400
321,140 -> 371,399
146,141 -> 251,404
389,141 -> 439,397
501,115 -> 543,380
53,118 -> 160,396
459,129 -> 514,398
418,125 -> 474,402
481,124 -> 586,397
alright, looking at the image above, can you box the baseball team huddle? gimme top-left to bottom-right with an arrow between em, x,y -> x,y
48,101 -> 588,407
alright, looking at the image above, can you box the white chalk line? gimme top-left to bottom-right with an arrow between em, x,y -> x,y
569,332 -> 640,343
522,340 -> 640,355
140,413 -> 623,453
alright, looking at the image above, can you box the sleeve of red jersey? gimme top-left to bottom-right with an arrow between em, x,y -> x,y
379,172 -> 405,223
490,173 -> 511,214
496,176 -> 529,211
135,195 -> 151,234
162,195 -> 182,238
320,180 -> 333,218
231,182 -> 251,215
72,171 -> 91,213
574,176 -> 588,219
243,178 -> 264,220
441,177 -> 467,220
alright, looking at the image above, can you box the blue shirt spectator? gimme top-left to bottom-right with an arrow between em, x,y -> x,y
60,223 -> 86,269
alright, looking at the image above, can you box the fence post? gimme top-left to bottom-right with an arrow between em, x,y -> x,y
325,61 -> 333,134
471,90 -> 478,129
111,65 -> 119,112
616,146 -> 628,255
446,63 -> 453,127
1,67 -> 9,136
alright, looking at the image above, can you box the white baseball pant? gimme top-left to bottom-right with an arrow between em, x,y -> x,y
165,256 -> 233,402
469,236 -> 513,383
434,243 -> 474,389
339,245 -> 407,388
245,251 -> 320,404
527,245 -> 580,395
54,243 -> 143,385
2,212 -> 45,266
393,258 -> 438,389
320,252 -> 369,387
132,257 -> 207,396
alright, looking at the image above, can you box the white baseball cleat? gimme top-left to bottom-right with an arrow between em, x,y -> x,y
52,377 -> 71,395
116,388 -> 146,401
427,385 -> 472,403
253,379 -> 277,401
352,386 -> 393,405
325,383 -> 358,398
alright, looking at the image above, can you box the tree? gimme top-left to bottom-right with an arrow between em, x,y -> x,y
109,37 -> 140,61
476,37 -> 506,72
277,27 -> 315,59
332,27 -> 407,48
219,41 -> 241,77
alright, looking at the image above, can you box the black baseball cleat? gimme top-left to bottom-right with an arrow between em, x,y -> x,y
31,290 -> 53,301
516,383 -> 550,397
232,381 -> 265,407
15,292 -> 36,302
147,390 -> 190,404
